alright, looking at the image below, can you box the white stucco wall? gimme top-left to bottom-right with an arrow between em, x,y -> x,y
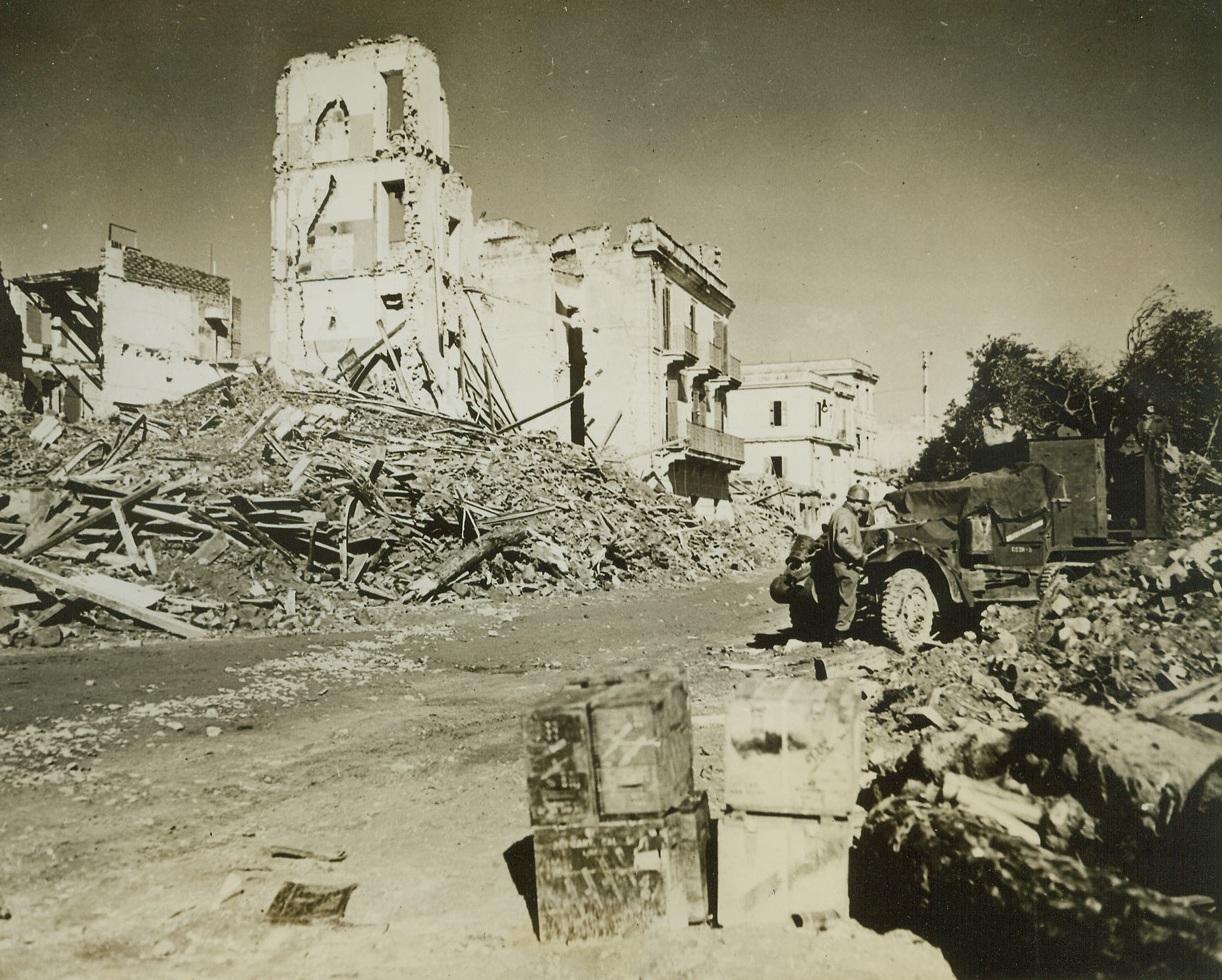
102,346 -> 227,409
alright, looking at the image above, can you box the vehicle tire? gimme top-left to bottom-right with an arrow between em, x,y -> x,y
881,567 -> 938,653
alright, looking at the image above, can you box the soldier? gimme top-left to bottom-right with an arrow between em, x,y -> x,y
827,484 -> 871,646
770,534 -> 821,638
974,404 -> 1027,471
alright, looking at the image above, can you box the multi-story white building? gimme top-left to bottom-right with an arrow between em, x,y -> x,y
2,237 -> 241,419
729,359 -> 879,526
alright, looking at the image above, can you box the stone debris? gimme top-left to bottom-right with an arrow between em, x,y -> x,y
0,367 -> 787,645
841,461 -> 1222,971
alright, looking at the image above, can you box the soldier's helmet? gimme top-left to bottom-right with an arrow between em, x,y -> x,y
769,575 -> 795,604
846,484 -> 870,504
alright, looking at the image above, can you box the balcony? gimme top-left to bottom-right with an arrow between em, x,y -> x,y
704,344 -> 742,388
662,325 -> 699,366
685,421 -> 745,465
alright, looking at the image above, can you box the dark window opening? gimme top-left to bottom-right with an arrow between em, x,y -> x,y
567,323 -> 586,446
770,400 -> 784,426
661,285 -> 672,348
383,181 -> 405,244
383,70 -> 404,132
770,456 -> 784,478
666,374 -> 680,441
25,303 -> 44,346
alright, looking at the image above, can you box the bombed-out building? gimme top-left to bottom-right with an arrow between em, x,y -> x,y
477,219 -> 745,511
270,36 -> 502,420
271,35 -> 746,508
1,237 -> 241,419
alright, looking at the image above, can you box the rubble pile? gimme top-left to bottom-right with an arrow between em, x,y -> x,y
0,367 -> 787,645
846,484 -> 1222,765
843,475 -> 1222,977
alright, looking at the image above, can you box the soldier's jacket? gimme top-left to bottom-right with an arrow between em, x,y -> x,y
827,504 -> 865,566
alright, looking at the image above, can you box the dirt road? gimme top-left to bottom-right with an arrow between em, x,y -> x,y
0,573 -> 952,979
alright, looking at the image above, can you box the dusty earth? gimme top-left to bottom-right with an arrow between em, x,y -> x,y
0,572 -> 954,980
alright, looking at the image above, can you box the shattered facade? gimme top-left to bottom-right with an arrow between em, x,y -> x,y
271,37 -> 745,506
730,359 -> 878,521
2,241 -> 241,419
477,219 -> 745,507
270,36 -> 481,418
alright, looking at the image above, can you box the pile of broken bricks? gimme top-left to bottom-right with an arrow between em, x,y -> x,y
0,365 -> 787,645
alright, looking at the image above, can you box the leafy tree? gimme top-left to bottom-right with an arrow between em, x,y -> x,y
1113,289 -> 1222,457
910,336 -> 1110,481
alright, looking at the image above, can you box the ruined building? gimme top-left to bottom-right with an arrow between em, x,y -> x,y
270,36 -> 490,420
477,219 -> 745,509
1,237 -> 241,419
271,36 -> 746,508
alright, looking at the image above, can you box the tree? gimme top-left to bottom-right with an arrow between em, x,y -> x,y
1114,289 -> 1222,457
910,335 -> 1110,481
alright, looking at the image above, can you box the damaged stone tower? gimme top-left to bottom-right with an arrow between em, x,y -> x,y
270,36 -> 477,415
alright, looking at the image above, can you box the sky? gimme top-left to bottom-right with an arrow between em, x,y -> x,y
1,0 -> 1219,423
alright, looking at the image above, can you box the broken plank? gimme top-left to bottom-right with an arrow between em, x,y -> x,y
18,480 -> 162,559
130,505 -> 218,535
0,587 -> 40,608
191,531 -> 230,565
68,572 -> 165,609
49,440 -> 109,484
17,600 -> 77,636
109,500 -> 145,566
233,405 -> 279,453
374,318 -> 413,405
99,412 -> 147,469
408,525 -> 528,599
0,555 -> 205,639
222,506 -> 300,565
286,454 -> 314,493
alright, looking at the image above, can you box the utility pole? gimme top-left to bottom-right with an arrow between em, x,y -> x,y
921,350 -> 932,439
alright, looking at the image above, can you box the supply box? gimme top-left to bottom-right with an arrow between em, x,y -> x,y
534,791 -> 710,942
723,675 -> 862,817
525,668 -> 693,825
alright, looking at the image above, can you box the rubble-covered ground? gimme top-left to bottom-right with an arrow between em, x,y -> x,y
0,365 -> 787,646
2,371 -> 1221,977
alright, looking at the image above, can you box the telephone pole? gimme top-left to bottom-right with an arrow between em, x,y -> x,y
921,350 -> 932,440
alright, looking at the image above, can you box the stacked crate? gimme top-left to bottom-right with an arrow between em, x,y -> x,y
718,676 -> 862,926
525,669 -> 710,942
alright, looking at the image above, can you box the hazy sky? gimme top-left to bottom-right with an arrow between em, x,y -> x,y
1,0 -> 1219,422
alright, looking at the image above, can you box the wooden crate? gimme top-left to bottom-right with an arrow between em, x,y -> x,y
590,674 -> 693,818
524,684 -> 601,826
525,670 -> 692,825
717,809 -> 851,926
534,792 -> 710,942
724,676 -> 861,817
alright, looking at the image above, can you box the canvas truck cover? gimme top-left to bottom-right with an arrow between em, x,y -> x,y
884,464 -> 1065,524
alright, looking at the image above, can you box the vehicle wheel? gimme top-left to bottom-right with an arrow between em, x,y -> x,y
881,568 -> 938,653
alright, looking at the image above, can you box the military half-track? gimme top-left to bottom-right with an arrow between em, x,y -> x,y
861,437 -> 1165,652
